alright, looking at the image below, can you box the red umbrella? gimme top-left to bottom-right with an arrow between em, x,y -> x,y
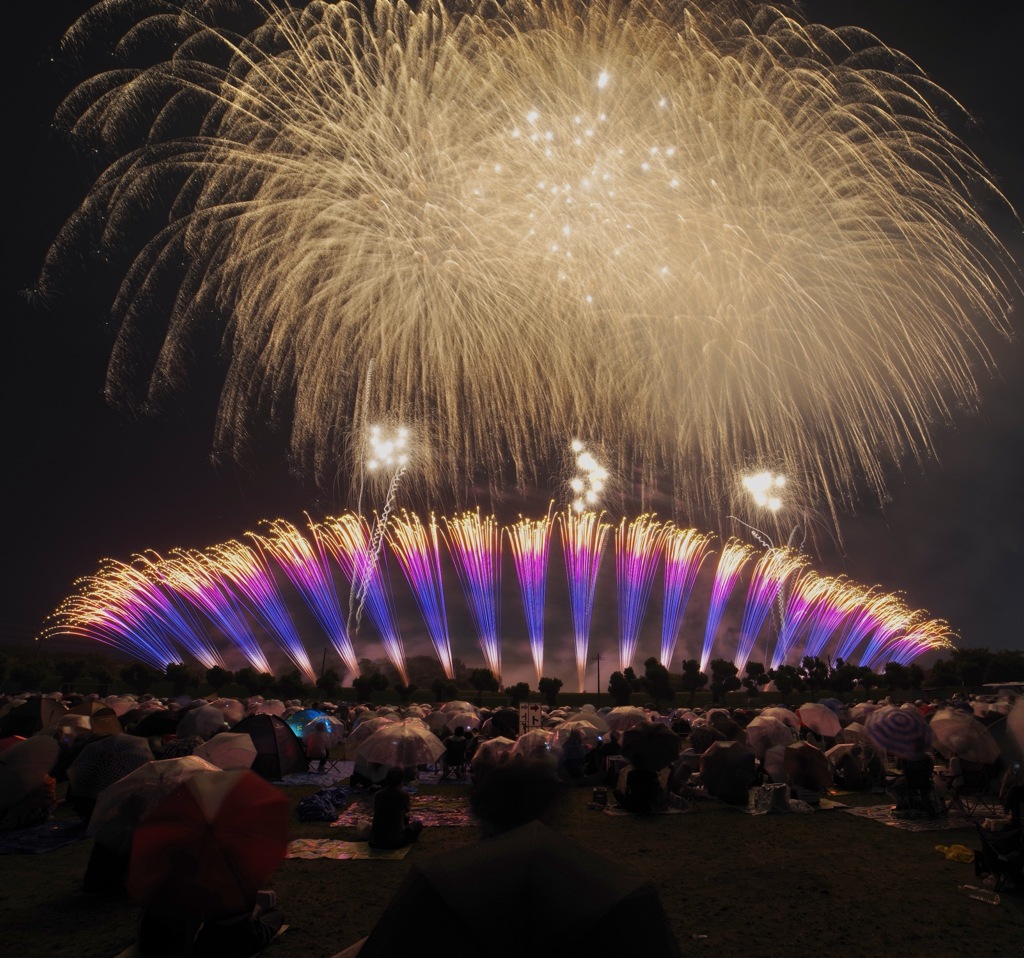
128,768 -> 289,919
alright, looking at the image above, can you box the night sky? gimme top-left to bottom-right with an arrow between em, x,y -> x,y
6,1 -> 1022,688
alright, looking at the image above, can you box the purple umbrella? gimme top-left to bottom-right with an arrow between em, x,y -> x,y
864,706 -> 932,760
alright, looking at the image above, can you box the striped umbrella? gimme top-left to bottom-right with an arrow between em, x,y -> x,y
864,706 -> 933,760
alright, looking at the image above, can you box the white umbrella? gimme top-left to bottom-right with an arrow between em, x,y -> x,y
928,709 -> 1000,765
604,707 -> 649,733
193,732 -> 258,770
354,721 -> 445,768
797,703 -> 842,738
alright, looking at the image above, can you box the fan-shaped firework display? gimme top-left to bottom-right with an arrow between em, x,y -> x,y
41,512 -> 954,687
41,0 -> 1017,528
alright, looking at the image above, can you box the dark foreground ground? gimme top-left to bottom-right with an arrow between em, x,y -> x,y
1,776 -> 1019,958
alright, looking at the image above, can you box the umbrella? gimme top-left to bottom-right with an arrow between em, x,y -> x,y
128,768 -> 289,919
928,709 -> 1000,765
783,741 -> 833,792
176,704 -> 230,741
604,707 -> 649,733
688,724 -> 726,754
193,732 -> 258,770
68,735 -> 155,799
207,698 -> 245,725
836,721 -> 874,749
471,736 -> 517,774
511,729 -> 555,759
574,707 -> 610,734
69,701 -> 123,736
353,721 -> 445,768
797,703 -> 842,739
744,716 -> 798,759
426,711 -> 450,733
824,743 -> 860,767
487,709 -> 521,739
699,741 -> 758,805
551,720 -> 604,747
620,722 -> 682,771
346,716 -> 398,749
440,701 -> 477,714
0,735 -> 59,807
760,707 -> 800,730
864,706 -> 933,760
446,711 -> 482,732
88,755 -> 220,854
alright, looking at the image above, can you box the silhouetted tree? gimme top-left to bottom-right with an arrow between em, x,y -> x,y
121,663 -> 161,695
742,661 -> 768,699
164,662 -> 196,697
394,682 -> 418,704
709,658 -> 740,704
505,681 -> 531,707
768,664 -> 804,698
431,678 -> 459,702
316,669 -> 341,701
679,659 -> 708,706
235,667 -> 275,696
468,668 -> 499,705
607,668 -> 639,706
639,657 -> 675,710
206,666 -> 233,694
538,676 -> 563,708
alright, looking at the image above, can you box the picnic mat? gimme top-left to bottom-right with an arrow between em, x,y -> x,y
0,819 -> 89,854
735,797 -> 848,815
602,805 -> 687,816
287,839 -> 411,860
842,803 -> 979,832
331,793 -> 476,828
276,763 -> 355,787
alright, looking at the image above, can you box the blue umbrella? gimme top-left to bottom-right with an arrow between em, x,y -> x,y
286,709 -> 329,738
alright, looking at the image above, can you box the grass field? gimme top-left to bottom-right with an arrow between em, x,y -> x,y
1,770 -> 1019,958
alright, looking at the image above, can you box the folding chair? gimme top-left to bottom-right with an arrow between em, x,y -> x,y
974,822 -> 1023,892
943,761 -> 1001,818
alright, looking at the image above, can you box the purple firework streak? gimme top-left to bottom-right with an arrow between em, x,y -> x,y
209,539 -> 317,683
559,509 -> 611,693
506,510 -> 555,685
256,517 -> 360,680
615,515 -> 665,674
388,511 -> 455,680
660,527 -> 711,668
161,549 -> 274,675
443,511 -> 502,681
700,540 -> 753,674
734,548 -> 805,673
316,513 -> 408,684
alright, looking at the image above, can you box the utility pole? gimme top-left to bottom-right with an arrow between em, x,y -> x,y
595,652 -> 602,702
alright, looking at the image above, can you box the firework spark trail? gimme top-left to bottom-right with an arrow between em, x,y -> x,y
832,587 -> 902,665
443,511 -> 503,681
290,515 -> 362,679
387,511 -> 455,680
614,515 -> 665,674
161,550 -> 274,675
659,526 -> 712,669
506,510 -> 555,685
209,539 -> 317,683
769,569 -> 826,671
797,576 -> 858,663
560,509 -> 612,692
700,540 -> 753,674
130,553 -> 226,671
885,618 -> 956,666
252,518 -> 359,679
43,560 -> 182,671
734,547 -> 806,673
858,597 -> 916,671
315,513 -> 408,684
45,0 -> 1019,526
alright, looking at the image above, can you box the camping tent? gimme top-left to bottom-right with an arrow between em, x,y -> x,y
230,713 -> 307,780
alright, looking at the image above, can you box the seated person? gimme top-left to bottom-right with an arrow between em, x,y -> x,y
442,727 -> 469,779
558,729 -> 588,780
613,755 -> 666,814
303,720 -> 331,773
368,767 -> 423,850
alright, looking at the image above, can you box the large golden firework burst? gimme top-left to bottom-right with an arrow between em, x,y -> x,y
43,0 -> 1018,529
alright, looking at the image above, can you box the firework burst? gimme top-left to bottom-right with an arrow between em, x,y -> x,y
42,0 -> 1018,525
